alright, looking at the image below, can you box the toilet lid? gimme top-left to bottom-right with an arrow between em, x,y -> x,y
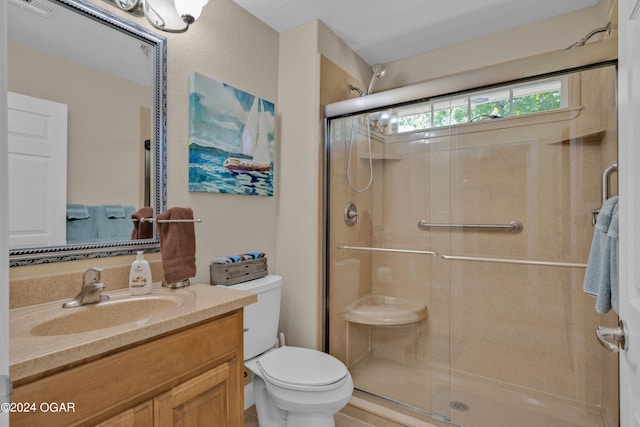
257,346 -> 348,387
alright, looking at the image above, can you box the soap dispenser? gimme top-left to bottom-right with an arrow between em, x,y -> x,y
130,251 -> 152,295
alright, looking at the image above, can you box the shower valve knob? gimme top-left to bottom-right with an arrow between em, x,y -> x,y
344,202 -> 358,226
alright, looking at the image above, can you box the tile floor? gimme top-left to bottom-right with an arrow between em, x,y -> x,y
244,406 -> 375,427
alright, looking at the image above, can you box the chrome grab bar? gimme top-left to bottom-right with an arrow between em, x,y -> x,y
592,160 -> 618,226
440,254 -> 587,268
418,220 -> 523,233
601,161 -> 618,205
336,245 -> 438,256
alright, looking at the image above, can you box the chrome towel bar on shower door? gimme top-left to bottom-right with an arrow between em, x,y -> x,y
337,245 -> 438,256
336,247 -> 585,267
417,220 -> 523,233
441,254 -> 587,268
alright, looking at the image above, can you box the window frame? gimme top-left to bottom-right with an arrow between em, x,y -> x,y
392,76 -> 567,134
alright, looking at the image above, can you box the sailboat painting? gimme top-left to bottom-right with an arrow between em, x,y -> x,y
188,72 -> 275,196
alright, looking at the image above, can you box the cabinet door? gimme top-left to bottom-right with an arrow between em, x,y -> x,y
95,401 -> 153,427
154,362 -> 237,426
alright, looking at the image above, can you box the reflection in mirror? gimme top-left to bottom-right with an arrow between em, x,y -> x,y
8,0 -> 166,266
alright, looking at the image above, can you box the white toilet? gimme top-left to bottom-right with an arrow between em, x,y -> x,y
225,275 -> 353,427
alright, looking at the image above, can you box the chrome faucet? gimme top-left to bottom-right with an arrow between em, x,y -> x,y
62,267 -> 109,308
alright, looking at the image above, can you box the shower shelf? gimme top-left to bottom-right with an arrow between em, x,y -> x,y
359,153 -> 403,160
556,128 -> 605,144
343,294 -> 427,326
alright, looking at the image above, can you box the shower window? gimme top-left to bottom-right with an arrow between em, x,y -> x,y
433,97 -> 469,127
394,76 -> 566,133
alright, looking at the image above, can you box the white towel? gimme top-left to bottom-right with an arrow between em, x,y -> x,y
583,196 -> 619,314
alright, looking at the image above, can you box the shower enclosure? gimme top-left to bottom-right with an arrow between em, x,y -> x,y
324,63 -> 619,427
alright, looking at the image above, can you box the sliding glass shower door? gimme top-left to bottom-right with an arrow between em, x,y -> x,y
326,108 -> 452,420
325,63 -> 618,427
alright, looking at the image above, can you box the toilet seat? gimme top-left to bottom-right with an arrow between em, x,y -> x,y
257,346 -> 349,391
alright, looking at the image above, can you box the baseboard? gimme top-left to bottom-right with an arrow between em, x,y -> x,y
244,383 -> 255,410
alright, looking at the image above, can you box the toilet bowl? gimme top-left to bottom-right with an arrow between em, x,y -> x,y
222,275 -> 353,427
247,346 -> 353,427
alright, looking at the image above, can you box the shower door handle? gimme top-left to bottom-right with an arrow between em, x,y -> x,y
596,320 -> 628,353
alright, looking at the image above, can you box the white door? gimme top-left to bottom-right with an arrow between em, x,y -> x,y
618,1 -> 640,426
7,92 -> 67,248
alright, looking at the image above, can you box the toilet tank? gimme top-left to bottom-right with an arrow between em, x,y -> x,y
224,275 -> 282,360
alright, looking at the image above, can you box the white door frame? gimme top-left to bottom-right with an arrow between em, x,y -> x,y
617,1 -> 640,426
0,0 -> 11,425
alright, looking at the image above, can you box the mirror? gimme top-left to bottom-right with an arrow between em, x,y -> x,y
7,0 -> 167,266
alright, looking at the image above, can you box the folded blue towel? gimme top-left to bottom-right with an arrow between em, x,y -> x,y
66,205 -> 99,243
212,252 -> 265,264
242,252 -> 265,259
97,205 -> 136,242
583,196 -> 619,314
66,204 -> 90,220
212,256 -> 243,264
105,205 -> 126,218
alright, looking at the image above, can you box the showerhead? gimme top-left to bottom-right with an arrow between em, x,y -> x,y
367,64 -> 386,95
372,64 -> 386,78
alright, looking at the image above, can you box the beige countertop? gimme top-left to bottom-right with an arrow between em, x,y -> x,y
10,283 -> 256,383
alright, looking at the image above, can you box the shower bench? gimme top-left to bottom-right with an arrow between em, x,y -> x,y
343,294 -> 427,368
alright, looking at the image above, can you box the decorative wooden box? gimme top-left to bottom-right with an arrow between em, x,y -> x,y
210,257 -> 268,286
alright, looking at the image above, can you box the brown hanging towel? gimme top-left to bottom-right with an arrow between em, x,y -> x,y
157,207 -> 197,284
130,206 -> 154,239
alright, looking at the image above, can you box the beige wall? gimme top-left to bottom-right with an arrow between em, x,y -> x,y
317,21 -> 372,92
275,21 -> 371,349
8,43 -> 149,207
275,21 -> 321,349
160,0 -> 279,286
377,0 -> 614,91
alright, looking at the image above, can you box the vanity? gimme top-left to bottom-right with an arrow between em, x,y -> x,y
9,284 -> 256,426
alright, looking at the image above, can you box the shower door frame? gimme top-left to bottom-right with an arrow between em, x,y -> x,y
323,47 -> 619,424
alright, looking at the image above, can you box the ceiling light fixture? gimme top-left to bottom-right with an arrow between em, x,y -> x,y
105,0 -> 209,32
175,0 -> 208,24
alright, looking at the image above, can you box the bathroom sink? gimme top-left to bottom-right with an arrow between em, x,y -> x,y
29,296 -> 181,336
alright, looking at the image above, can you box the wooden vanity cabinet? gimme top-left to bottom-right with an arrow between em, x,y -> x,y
97,401 -> 153,426
11,309 -> 245,427
154,361 -> 235,426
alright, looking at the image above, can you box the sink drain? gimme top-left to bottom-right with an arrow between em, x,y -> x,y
450,401 -> 470,412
